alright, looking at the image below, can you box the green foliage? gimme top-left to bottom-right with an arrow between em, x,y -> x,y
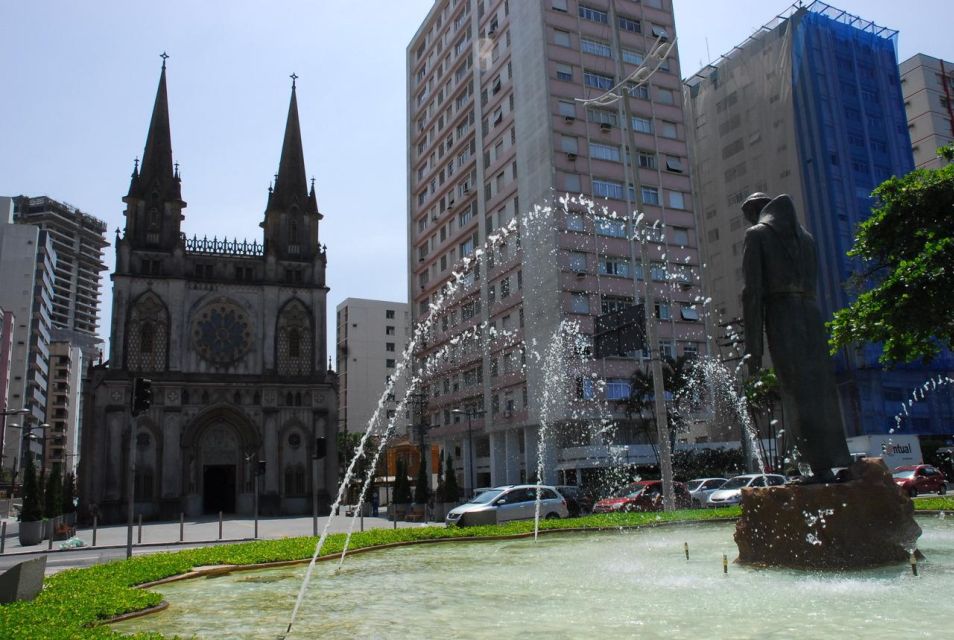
829,145 -> 954,364
18,456 -> 43,522
392,459 -> 412,504
44,466 -> 63,519
442,454 -> 459,503
414,457 -> 429,504
671,447 -> 746,481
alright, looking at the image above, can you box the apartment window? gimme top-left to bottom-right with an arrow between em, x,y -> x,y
641,186 -> 660,206
556,63 -> 573,82
660,340 -> 675,359
599,257 -> 630,277
632,116 -> 653,134
570,293 -> 591,314
683,341 -> 700,356
605,379 -> 632,401
618,16 -> 641,33
584,71 -> 614,90
593,179 -> 625,200
590,142 -> 621,162
386,309 -> 395,320
552,0 -> 568,11
660,121 -> 678,138
493,107 -> 503,125
560,135 -> 579,154
563,173 -> 582,192
558,100 -> 576,118
681,307 -> 700,321
601,295 -> 633,315
665,156 -> 684,172
386,325 -> 396,335
628,84 -> 649,100
581,38 -> 611,58
554,29 -> 571,47
386,342 -> 396,352
667,190 -> 686,209
569,251 -> 588,272
650,262 -> 667,281
501,275 -> 511,298
588,108 -> 618,127
622,49 -> 644,66
656,88 -> 675,105
651,25 -> 669,40
654,302 -> 671,320
596,217 -> 626,237
637,151 -> 657,169
579,5 -> 608,23
386,359 -> 396,368
566,213 -> 585,232
671,227 -> 690,246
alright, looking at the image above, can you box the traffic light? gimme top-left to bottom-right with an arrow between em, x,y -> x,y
131,377 -> 153,416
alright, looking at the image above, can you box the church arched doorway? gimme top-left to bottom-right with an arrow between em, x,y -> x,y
198,423 -> 241,514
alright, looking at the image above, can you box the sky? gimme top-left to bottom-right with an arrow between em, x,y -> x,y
1,0 -> 951,357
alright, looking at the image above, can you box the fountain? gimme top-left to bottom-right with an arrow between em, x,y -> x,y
109,193 -> 945,638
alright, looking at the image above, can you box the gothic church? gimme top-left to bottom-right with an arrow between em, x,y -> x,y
81,60 -> 338,522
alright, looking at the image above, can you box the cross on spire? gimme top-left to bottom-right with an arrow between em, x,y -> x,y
160,51 -> 169,69
290,72 -> 298,88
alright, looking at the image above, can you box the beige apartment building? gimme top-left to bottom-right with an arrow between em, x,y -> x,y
407,0 -> 703,495
45,341 -> 83,476
336,299 -> 410,439
900,53 -> 954,169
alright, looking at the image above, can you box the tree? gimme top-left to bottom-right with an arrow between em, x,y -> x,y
44,466 -> 63,519
620,355 -> 695,455
392,458 -> 413,504
829,145 -> 954,364
414,457 -> 429,504
743,368 -> 782,466
442,454 -> 459,503
18,457 -> 43,522
337,431 -> 378,503
62,472 -> 77,514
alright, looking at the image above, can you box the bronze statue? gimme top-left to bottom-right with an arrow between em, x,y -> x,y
741,193 -> 851,481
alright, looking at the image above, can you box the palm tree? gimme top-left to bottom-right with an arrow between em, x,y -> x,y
743,368 -> 781,469
620,355 -> 695,465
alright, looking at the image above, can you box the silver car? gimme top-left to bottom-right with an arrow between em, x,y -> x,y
445,485 -> 569,527
706,473 -> 787,507
687,477 -> 728,507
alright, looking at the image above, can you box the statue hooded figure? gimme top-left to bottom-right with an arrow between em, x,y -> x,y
741,193 -> 851,481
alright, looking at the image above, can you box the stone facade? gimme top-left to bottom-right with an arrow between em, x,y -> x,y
80,63 -> 337,522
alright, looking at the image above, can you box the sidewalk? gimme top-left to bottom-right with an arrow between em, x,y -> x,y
0,512 -> 440,556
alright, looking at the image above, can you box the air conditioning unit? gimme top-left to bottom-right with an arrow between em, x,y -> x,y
600,122 -> 612,132
566,152 -> 577,161
564,115 -> 576,123
575,271 -> 586,278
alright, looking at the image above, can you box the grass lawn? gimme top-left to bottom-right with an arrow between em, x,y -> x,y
2,500 -> 951,639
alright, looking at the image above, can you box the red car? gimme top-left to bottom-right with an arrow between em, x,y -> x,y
893,464 -> 948,497
592,480 -> 692,513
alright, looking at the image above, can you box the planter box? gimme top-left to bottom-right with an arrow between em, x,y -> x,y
18,520 -> 44,547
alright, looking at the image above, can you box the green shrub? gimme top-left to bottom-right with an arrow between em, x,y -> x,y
18,457 -> 43,522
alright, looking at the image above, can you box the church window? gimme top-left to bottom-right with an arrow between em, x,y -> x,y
284,464 -> 306,496
127,292 -> 169,372
277,300 -> 313,376
134,467 -> 155,501
286,391 -> 294,405
182,389 -> 190,405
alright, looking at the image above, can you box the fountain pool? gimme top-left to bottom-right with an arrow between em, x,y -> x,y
113,518 -> 954,639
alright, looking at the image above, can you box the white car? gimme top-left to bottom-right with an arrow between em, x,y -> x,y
445,485 -> 569,527
706,474 -> 787,507
687,477 -> 727,507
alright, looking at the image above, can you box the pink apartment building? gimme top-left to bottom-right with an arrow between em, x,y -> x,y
407,0 -> 705,495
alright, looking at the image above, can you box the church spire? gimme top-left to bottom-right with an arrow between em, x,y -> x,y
128,52 -> 179,201
270,74 -> 311,211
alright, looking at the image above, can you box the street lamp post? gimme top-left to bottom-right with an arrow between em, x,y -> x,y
0,408 -> 30,493
451,408 -> 485,499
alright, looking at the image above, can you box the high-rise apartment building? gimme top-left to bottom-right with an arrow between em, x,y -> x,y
900,53 -> 954,169
407,0 -> 702,494
336,299 -> 410,438
45,341 -> 83,476
686,2 -> 954,438
13,195 -> 109,358
0,197 -> 57,476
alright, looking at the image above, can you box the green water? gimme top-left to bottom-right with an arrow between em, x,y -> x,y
113,518 -> 954,639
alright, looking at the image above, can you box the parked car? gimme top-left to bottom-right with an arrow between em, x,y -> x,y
892,465 -> 947,497
687,478 -> 728,507
445,485 -> 569,527
555,485 -> 593,517
706,474 -> 787,507
592,480 -> 692,513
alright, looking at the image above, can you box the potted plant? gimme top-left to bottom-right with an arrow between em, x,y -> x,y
411,458 -> 429,521
18,457 -> 44,546
440,454 -> 461,516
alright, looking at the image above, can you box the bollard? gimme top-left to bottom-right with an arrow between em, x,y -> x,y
360,512 -> 364,532
179,512 -> 184,542
138,514 -> 143,544
1,521 -> 6,554
218,511 -> 223,540
910,552 -> 919,576
723,554 -> 728,574
49,529 -> 54,551
684,542 -> 689,561
92,516 -> 98,547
